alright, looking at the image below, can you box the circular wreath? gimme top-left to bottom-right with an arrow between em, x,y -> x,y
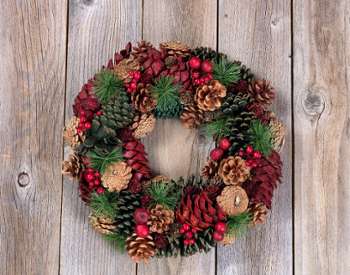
62,41 -> 285,262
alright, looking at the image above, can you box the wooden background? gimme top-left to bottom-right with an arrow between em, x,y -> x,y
0,0 -> 348,274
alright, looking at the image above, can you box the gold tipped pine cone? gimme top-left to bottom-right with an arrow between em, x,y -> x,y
113,57 -> 140,81
62,153 -> 82,179
126,234 -> 156,263
218,156 -> 250,185
101,161 -> 132,192
160,41 -> 190,57
63,116 -> 85,148
148,204 -> 175,233
89,213 -> 117,235
132,84 -> 157,113
180,105 -> 204,128
195,80 -> 227,111
269,118 -> 286,153
131,113 -> 156,139
250,203 -> 268,225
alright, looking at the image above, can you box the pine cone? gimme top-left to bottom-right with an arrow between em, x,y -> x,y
89,213 -> 117,235
73,80 -> 101,120
201,159 -> 219,180
218,156 -> 250,185
180,105 -> 204,128
160,41 -> 190,57
131,113 -> 156,139
132,84 -> 157,113
116,191 -> 141,236
247,102 -> 273,124
217,186 -> 249,216
101,161 -> 132,192
250,203 -> 268,225
179,91 -> 195,106
62,153 -> 82,179
195,80 -> 227,111
269,118 -> 286,153
248,79 -> 275,106
126,234 -> 156,262
220,92 -> 250,115
148,204 -> 174,233
63,116 -> 85,148
106,42 -> 132,69
113,57 -> 140,81
191,47 -> 226,62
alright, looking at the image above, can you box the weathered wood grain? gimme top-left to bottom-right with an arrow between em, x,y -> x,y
138,0 -> 217,274
217,1 -> 293,275
0,1 -> 67,274
60,1 -> 141,274
293,0 -> 350,274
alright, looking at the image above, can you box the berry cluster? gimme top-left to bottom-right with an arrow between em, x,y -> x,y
125,71 -> 141,93
209,137 -> 232,161
188,57 -> 213,86
212,222 -> 227,241
83,168 -> 104,194
238,145 -> 262,168
134,208 -> 150,237
179,223 -> 196,246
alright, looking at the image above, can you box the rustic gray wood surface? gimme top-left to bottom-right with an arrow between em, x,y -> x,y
0,0 -> 348,274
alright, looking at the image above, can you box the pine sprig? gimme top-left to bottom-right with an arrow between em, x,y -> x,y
226,211 -> 252,238
249,120 -> 273,157
213,59 -> 241,86
87,147 -> 124,173
151,76 -> 182,118
203,117 -> 231,138
146,181 -> 181,210
94,70 -> 124,104
103,233 -> 126,252
90,191 -> 119,219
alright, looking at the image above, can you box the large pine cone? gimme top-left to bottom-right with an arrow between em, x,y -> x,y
89,213 -> 117,235
250,203 -> 268,225
180,105 -> 204,128
113,57 -> 140,81
116,191 -> 141,236
148,204 -> 174,233
73,80 -> 101,120
62,153 -> 82,179
217,186 -> 249,216
131,113 -> 156,139
218,156 -> 250,185
195,80 -> 227,111
101,161 -> 132,192
248,79 -> 275,106
63,116 -> 85,148
160,41 -> 190,58
126,234 -> 156,262
132,84 -> 157,113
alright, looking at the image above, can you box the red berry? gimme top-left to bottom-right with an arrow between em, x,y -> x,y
213,231 -> 224,242
84,122 -> 91,129
129,82 -> 137,90
133,71 -> 141,80
210,148 -> 224,161
94,179 -> 100,186
94,172 -> 100,177
184,239 -> 190,245
135,224 -> 149,238
86,168 -> 94,173
133,208 -> 149,224
85,173 -> 94,182
88,182 -> 94,189
219,138 -> 231,150
214,222 -> 227,234
80,116 -> 86,123
253,151 -> 262,159
189,239 -> 195,245
201,60 -> 213,73
96,187 -> 105,194
189,57 -> 201,69
96,111 -> 102,116
246,145 -> 254,154
80,111 -> 86,116
182,224 -> 190,231
179,227 -> 186,234
185,231 -> 193,239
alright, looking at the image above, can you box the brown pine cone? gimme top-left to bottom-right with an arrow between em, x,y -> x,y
113,57 -> 140,81
250,203 -> 268,225
126,233 -> 156,262
248,79 -> 275,106
148,204 -> 175,233
131,113 -> 156,139
269,118 -> 286,153
62,153 -> 82,179
179,91 -> 195,106
180,105 -> 204,128
160,41 -> 190,57
131,84 -> 157,113
89,213 -> 117,235
63,116 -> 85,148
218,156 -> 250,185
195,80 -> 227,111
101,161 -> 132,192
201,159 -> 219,180
217,186 -> 249,216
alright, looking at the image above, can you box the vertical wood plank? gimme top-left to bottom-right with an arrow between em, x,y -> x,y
138,0 -> 217,274
217,1 -> 293,275
60,1 -> 141,274
293,0 -> 350,274
0,1 -> 67,275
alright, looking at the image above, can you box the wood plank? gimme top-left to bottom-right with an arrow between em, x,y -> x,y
217,1 -> 293,274
60,1 -> 141,274
293,0 -> 350,274
0,1 -> 67,274
138,0 -> 217,274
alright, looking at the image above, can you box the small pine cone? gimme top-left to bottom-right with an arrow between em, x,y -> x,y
250,203 -> 268,225
89,213 -> 117,235
113,57 -> 140,81
220,234 -> 236,245
63,116 -> 85,148
179,91 -> 195,106
217,186 -> 249,216
180,105 -> 204,128
131,113 -> 156,139
148,204 -> 175,233
248,79 -> 275,106
62,153 -> 82,179
126,234 -> 156,262
201,159 -> 219,180
195,80 -> 227,111
101,161 -> 132,192
160,41 -> 190,57
269,118 -> 286,153
132,84 -> 157,113
218,156 -> 250,185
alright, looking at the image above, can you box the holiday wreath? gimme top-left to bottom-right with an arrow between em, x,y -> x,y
62,41 -> 285,262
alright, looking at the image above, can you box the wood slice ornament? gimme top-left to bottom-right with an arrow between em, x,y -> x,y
62,41 -> 285,262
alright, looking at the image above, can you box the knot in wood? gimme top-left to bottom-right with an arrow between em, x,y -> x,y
302,90 -> 325,116
17,172 -> 30,187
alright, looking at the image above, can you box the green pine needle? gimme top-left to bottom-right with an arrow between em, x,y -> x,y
151,76 -> 182,118
249,120 -> 273,157
87,147 -> 124,173
103,233 -> 126,252
213,59 -> 241,86
94,70 -> 124,104
90,191 -> 119,219
203,117 -> 231,138
226,212 -> 252,238
146,181 -> 180,210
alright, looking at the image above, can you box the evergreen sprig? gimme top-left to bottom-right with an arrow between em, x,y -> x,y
146,181 -> 181,210
103,233 -> 126,252
203,117 -> 231,138
151,76 -> 182,118
90,191 -> 119,219
226,211 -> 252,238
249,120 -> 273,157
94,70 -> 124,104
213,59 -> 241,86
87,147 -> 124,173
